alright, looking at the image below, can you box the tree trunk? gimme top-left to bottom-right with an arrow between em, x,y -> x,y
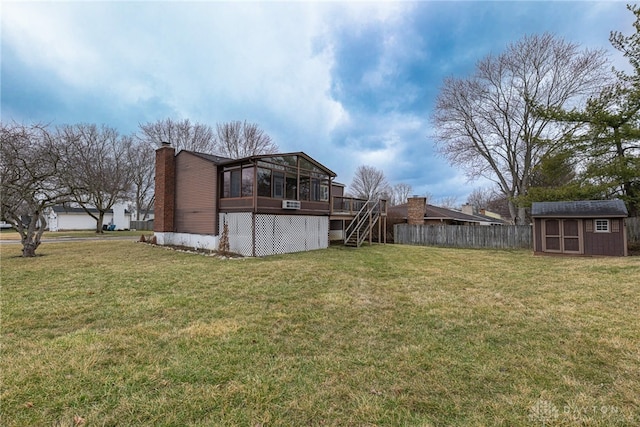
20,215 -> 45,257
22,241 -> 38,257
96,211 -> 105,233
517,206 -> 528,225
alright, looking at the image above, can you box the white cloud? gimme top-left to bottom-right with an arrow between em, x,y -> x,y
2,3 -> 104,86
2,2 -> 351,137
3,1 -> 629,203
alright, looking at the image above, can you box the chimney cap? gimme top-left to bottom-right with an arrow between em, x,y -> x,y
161,141 -> 171,146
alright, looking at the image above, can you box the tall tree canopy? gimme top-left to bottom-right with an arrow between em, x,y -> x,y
535,5 -> 640,216
348,165 -> 390,201
138,118 -> 216,153
56,124 -> 133,233
389,183 -> 413,206
432,33 -> 609,224
213,120 -> 279,159
126,139 -> 155,221
0,123 -> 71,256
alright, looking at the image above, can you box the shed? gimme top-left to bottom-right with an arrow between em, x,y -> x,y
531,200 -> 628,256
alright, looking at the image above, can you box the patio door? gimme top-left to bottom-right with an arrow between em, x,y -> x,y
542,219 -> 583,254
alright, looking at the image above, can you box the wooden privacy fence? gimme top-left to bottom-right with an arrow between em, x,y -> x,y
394,224 -> 533,249
130,220 -> 154,231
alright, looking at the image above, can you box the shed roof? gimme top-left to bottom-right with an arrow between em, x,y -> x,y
52,206 -> 112,214
50,206 -> 132,215
531,200 -> 628,218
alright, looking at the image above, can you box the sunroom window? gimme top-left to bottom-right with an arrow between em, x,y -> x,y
273,172 -> 284,198
222,167 -> 253,198
253,155 -> 331,201
257,168 -> 271,197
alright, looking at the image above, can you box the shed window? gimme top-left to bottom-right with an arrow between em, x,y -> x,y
594,219 -> 609,233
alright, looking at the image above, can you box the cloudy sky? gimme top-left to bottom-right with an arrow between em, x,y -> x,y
1,1 -> 633,204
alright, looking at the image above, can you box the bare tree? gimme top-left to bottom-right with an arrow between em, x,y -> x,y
349,165 -> 391,201
466,186 -> 500,211
0,122 -> 71,256
435,195 -> 459,209
126,138 -> 155,220
56,124 -> 132,233
214,120 -> 279,159
389,183 -> 413,206
432,33 -> 609,224
138,118 -> 216,152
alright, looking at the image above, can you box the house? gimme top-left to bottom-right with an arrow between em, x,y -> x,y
47,204 -> 131,231
388,198 -> 508,226
154,143 -> 386,256
531,200 -> 628,256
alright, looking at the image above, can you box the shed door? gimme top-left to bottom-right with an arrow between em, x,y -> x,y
542,219 -> 583,254
562,219 -> 581,253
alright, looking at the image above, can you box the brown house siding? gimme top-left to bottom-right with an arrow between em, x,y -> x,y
219,197 -> 330,215
174,152 -> 217,235
331,183 -> 344,198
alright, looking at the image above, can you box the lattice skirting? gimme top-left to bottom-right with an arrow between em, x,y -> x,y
219,212 -> 253,256
219,213 -> 329,257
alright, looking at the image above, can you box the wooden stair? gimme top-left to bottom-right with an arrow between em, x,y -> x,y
344,200 -> 382,248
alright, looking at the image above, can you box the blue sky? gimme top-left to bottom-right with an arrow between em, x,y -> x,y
1,1 -> 633,204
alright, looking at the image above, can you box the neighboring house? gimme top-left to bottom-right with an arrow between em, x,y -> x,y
531,200 -> 628,256
154,143 -> 385,256
47,204 -> 131,231
388,198 -> 508,226
133,209 -> 155,221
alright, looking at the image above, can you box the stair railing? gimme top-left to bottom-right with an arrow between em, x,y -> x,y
344,199 -> 381,247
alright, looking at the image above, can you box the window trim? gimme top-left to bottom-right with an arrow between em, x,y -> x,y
594,219 -> 610,233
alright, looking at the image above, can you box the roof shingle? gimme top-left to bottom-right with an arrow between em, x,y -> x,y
531,200 -> 628,217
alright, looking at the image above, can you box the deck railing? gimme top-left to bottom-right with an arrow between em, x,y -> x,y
331,196 -> 387,217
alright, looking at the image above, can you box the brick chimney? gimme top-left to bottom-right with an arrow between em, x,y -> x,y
407,196 -> 426,225
154,142 -> 175,232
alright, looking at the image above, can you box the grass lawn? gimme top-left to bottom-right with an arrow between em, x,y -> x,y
0,229 -> 143,240
1,241 -> 639,426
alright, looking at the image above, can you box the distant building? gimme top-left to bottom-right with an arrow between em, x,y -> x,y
47,204 -> 131,231
389,199 -> 508,226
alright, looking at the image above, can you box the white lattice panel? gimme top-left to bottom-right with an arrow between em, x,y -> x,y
254,215 -> 328,257
219,213 -> 253,256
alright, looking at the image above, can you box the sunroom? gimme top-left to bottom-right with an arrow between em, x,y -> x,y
218,153 -> 336,215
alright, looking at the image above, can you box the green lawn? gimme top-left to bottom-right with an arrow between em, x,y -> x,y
1,241 -> 639,426
0,229 -> 143,240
